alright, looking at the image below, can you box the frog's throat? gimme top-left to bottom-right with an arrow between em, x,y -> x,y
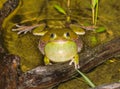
44,41 -> 78,62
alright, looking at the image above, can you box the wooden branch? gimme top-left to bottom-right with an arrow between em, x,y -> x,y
0,0 -> 19,28
18,37 -> 120,89
92,82 -> 120,89
0,54 -> 21,89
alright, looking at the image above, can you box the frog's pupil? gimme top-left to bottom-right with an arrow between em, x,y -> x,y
66,32 -> 70,37
50,33 -> 55,38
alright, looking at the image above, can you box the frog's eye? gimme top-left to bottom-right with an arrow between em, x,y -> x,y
50,33 -> 56,39
64,32 -> 70,39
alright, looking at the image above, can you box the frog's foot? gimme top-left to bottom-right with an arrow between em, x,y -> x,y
12,24 -> 40,34
44,56 -> 52,65
69,59 -> 80,69
45,62 -> 52,65
69,54 -> 80,69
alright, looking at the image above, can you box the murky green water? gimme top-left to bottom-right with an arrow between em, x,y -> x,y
1,0 -> 120,88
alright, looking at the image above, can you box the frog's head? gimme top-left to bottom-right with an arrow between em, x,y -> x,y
39,28 -> 80,43
33,23 -> 85,44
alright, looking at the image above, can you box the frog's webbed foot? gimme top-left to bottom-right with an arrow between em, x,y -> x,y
12,24 -> 40,34
69,54 -> 80,69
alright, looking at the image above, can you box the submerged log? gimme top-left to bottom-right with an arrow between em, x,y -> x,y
92,82 -> 120,89
0,54 -> 21,89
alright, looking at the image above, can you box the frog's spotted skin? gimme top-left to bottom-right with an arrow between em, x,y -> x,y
38,28 -> 83,69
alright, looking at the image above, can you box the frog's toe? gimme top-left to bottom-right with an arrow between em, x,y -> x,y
69,59 -> 80,69
17,30 -> 26,34
74,63 -> 80,69
12,29 -> 27,34
69,59 -> 74,65
15,24 -> 22,27
12,24 -> 23,31
45,62 -> 52,65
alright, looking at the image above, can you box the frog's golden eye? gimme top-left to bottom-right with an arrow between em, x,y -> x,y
64,32 -> 70,39
50,33 -> 56,39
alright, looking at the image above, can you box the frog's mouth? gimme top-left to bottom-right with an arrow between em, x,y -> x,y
53,40 -> 68,44
44,41 -> 78,62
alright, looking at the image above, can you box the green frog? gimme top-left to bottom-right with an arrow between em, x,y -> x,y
12,21 -> 85,69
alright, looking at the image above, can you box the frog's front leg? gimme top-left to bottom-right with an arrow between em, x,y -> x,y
69,54 -> 80,69
44,56 -> 52,65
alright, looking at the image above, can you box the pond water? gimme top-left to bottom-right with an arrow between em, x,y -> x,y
1,0 -> 120,89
